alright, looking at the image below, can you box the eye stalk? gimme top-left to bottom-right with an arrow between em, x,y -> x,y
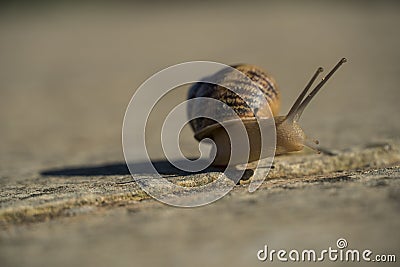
286,58 -> 347,123
277,58 -> 347,154
285,67 -> 324,122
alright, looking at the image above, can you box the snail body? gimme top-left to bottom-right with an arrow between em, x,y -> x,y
188,58 -> 347,166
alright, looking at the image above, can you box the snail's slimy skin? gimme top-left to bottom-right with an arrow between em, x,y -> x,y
274,116 -> 305,155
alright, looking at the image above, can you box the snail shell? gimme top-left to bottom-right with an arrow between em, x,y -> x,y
187,64 -> 280,166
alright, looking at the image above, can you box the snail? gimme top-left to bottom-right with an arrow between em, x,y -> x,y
188,58 -> 347,166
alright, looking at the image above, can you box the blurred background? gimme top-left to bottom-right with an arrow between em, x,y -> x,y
1,0 -> 400,179
1,1 -> 400,267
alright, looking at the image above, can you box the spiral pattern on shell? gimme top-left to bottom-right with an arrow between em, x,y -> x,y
187,64 -> 280,140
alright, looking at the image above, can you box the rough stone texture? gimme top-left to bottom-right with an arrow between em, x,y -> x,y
1,2 -> 400,267
1,142 -> 399,227
1,165 -> 400,267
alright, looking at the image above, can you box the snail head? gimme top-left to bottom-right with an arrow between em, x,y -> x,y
275,58 -> 347,154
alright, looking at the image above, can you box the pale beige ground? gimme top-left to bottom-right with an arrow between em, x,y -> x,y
0,2 -> 399,267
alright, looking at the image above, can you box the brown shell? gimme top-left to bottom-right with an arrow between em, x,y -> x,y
187,64 -> 280,141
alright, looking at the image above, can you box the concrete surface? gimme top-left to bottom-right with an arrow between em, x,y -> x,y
0,1 -> 399,267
